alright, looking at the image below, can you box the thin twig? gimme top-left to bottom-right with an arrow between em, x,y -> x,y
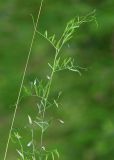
3,0 -> 44,160
31,14 -> 57,50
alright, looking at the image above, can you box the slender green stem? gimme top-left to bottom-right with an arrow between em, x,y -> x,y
18,139 -> 25,160
31,14 -> 57,50
3,1 -> 44,160
31,129 -> 36,160
39,49 -> 59,152
36,31 -> 57,50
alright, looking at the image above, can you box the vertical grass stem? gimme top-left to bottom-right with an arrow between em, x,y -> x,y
3,0 -> 44,159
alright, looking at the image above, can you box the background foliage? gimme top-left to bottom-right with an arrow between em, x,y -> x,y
0,0 -> 114,159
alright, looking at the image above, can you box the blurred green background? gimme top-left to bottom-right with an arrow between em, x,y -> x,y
0,0 -> 114,159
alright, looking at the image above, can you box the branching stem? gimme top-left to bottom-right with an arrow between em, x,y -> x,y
39,49 -> 59,155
